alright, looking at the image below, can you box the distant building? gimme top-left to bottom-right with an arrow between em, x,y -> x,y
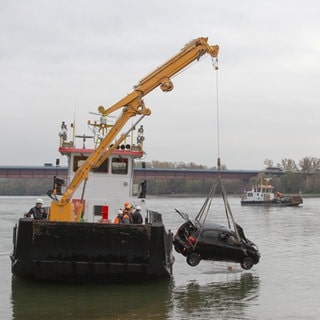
265,167 -> 283,173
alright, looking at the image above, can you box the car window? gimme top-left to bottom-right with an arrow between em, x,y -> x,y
202,230 -> 219,240
219,231 -> 240,245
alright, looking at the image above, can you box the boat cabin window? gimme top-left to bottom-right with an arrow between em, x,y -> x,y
92,158 -> 109,173
73,155 -> 109,173
111,157 -> 128,174
73,155 -> 88,172
93,205 -> 104,216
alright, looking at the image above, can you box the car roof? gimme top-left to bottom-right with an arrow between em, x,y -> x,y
194,220 -> 232,232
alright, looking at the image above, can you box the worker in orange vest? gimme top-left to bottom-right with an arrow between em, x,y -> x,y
122,207 -> 131,224
123,202 -> 134,223
114,209 -> 123,224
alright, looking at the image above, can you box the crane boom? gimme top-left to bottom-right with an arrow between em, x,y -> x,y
49,37 -> 219,221
98,37 -> 219,117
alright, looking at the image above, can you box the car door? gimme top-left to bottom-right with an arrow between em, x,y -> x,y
217,231 -> 244,262
197,229 -> 223,260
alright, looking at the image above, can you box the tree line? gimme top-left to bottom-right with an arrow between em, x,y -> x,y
0,178 -> 52,196
136,159 -> 320,195
1,158 -> 320,196
264,156 -> 320,174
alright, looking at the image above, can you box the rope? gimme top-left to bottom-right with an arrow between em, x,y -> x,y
194,56 -> 241,242
219,176 -> 241,241
195,178 -> 219,223
186,56 -> 244,253
193,57 -> 220,227
212,57 -> 220,160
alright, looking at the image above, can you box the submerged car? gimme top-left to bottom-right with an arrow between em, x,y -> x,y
173,217 -> 260,270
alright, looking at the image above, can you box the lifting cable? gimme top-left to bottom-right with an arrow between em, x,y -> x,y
194,56 -> 241,243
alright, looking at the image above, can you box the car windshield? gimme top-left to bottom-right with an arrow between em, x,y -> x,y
235,223 -> 248,242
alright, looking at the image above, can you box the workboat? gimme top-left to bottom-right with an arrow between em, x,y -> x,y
10,37 -> 219,282
240,178 -> 303,207
11,119 -> 175,282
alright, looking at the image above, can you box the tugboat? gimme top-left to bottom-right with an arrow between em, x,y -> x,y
240,178 -> 303,207
10,37 -> 219,282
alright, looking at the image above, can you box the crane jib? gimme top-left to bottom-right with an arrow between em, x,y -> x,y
50,37 -> 219,221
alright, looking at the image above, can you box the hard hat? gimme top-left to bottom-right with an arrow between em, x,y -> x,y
117,209 -> 123,215
136,205 -> 141,210
124,202 -> 131,209
36,198 -> 44,204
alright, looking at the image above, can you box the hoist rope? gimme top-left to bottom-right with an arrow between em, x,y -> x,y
213,57 -> 220,160
195,178 -> 218,223
192,56 -> 242,243
220,176 -> 241,241
170,59 -> 199,79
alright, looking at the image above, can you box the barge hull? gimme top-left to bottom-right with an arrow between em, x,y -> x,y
241,199 -> 302,207
241,202 -> 300,207
11,217 -> 174,283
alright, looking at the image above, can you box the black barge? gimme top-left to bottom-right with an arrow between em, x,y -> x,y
11,211 -> 174,283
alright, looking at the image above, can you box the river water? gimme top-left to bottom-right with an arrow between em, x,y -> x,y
0,195 -> 320,320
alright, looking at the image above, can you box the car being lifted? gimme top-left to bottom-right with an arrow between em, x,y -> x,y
173,212 -> 260,270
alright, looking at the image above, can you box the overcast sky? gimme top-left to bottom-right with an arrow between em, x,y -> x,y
1,0 -> 320,170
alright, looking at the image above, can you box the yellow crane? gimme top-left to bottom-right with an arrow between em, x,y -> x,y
50,37 -> 219,221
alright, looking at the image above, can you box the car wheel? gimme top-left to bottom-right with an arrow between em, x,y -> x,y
241,257 -> 254,270
186,252 -> 201,267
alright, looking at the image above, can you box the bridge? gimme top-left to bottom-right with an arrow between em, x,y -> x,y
0,165 -> 280,181
134,168 -> 262,181
0,166 -> 68,179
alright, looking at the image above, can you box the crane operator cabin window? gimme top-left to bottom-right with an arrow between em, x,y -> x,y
111,158 -> 128,174
73,155 -> 109,173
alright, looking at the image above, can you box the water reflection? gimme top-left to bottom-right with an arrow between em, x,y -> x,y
171,272 -> 260,319
11,276 -> 173,320
5,197 -> 320,319
11,271 -> 260,320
